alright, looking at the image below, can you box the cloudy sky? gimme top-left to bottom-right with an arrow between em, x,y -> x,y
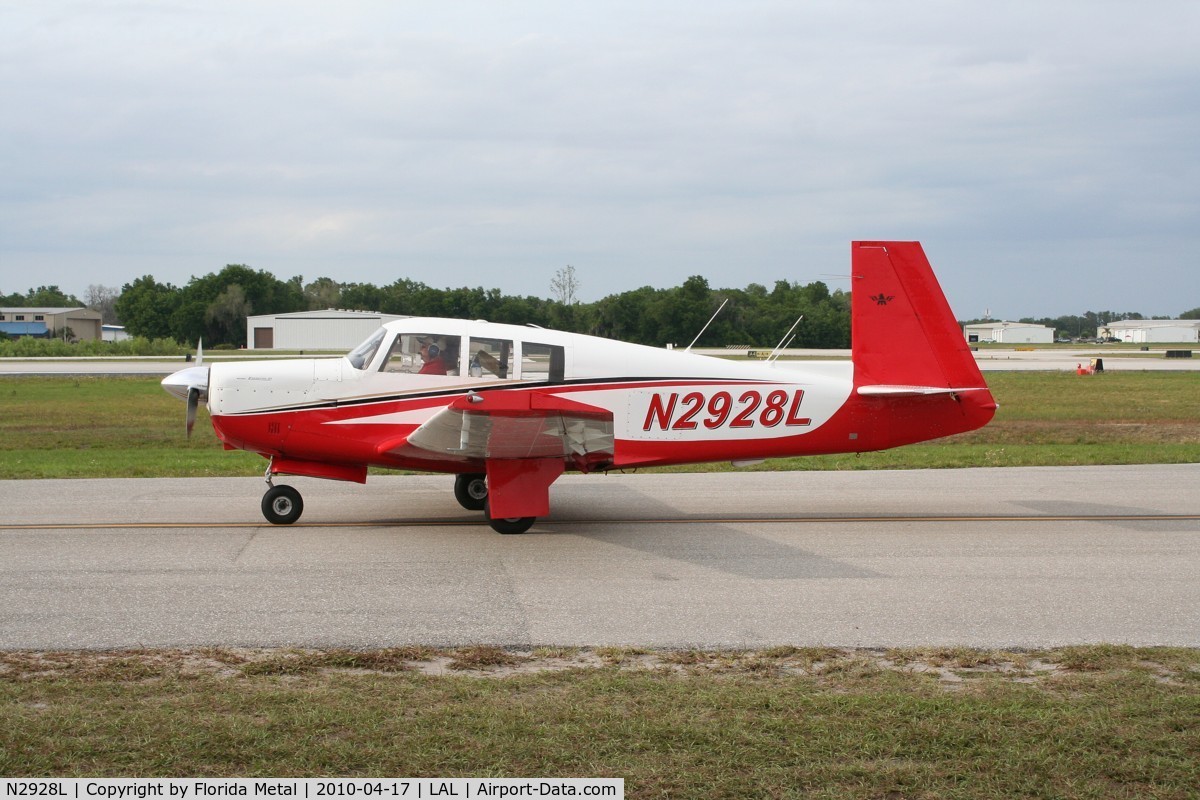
3,1 -> 1197,319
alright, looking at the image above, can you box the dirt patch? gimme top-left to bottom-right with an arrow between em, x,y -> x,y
3,645 -> 1193,687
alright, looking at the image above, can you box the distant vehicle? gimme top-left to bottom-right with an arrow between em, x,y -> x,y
163,241 -> 997,533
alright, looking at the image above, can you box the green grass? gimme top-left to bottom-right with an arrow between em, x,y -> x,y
2,646 -> 1198,796
1,372 -> 1198,478
0,375 -> 262,478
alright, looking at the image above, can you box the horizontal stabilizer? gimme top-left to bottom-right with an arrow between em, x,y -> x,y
857,385 -> 994,398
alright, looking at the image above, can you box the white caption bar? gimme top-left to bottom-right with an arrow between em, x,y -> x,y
2,780 -> 623,800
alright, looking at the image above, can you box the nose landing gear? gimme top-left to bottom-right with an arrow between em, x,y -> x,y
262,484 -> 303,525
261,460 -> 303,524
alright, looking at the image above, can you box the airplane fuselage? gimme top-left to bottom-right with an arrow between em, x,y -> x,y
204,321 -> 867,473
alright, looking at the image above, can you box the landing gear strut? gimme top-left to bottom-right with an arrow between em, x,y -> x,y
455,474 -> 534,533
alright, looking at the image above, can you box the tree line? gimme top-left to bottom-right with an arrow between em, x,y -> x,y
5,270 -> 1198,349
4,267 -> 852,349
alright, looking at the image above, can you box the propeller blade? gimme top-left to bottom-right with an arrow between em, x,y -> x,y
186,386 -> 199,438
196,339 -> 204,367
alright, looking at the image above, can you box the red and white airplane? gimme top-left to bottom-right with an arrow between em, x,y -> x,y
163,241 -> 996,533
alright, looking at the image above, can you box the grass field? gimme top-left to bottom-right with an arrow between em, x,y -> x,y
3,371 -> 1198,793
2,645 -> 1199,796
1,371 -> 1197,478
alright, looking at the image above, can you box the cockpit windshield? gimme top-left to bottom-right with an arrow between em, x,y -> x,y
346,327 -> 387,370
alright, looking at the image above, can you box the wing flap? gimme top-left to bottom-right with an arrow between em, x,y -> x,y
404,391 -> 614,460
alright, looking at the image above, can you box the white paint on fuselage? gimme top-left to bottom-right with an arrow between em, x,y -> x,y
206,318 -> 855,439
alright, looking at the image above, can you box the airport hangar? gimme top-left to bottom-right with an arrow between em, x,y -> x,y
246,309 -> 407,350
1104,319 -> 1200,343
963,321 -> 1053,344
0,307 -> 103,341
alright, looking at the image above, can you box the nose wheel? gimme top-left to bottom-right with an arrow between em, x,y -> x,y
262,484 -> 303,525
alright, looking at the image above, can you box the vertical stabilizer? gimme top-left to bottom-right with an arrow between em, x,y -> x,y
851,241 -> 987,390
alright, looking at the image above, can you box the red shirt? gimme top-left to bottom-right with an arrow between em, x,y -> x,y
418,356 -> 447,375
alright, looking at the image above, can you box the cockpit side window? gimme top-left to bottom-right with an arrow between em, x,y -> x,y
346,327 -> 387,370
381,333 -> 460,375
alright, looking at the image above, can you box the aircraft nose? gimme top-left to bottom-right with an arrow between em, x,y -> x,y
161,365 -> 210,401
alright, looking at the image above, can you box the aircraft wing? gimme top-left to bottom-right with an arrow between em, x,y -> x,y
396,390 -> 615,461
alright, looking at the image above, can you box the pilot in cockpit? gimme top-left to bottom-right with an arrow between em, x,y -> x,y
417,336 -> 448,375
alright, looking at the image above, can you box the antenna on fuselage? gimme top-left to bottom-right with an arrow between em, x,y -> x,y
685,298 -> 729,352
767,316 -> 803,363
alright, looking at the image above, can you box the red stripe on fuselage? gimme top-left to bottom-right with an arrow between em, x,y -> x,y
210,378 -> 790,470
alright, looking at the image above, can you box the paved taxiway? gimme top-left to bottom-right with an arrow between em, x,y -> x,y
1,465 -> 1197,650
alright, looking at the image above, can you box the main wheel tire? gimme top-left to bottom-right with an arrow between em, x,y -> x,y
262,484 -> 303,525
488,515 -> 536,535
484,499 -> 535,535
454,473 -> 488,511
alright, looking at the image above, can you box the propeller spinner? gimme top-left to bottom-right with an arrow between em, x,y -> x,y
161,342 -> 209,437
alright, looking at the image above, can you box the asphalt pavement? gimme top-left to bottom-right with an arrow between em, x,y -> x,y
1,466 -> 1196,649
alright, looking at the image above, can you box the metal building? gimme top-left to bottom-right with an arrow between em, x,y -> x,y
0,307 -> 103,341
1103,320 -> 1200,343
102,325 -> 131,343
245,309 -> 407,350
962,321 -> 1053,344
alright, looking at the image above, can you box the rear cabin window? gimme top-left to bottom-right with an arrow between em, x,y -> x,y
521,342 -> 565,382
468,337 -> 512,380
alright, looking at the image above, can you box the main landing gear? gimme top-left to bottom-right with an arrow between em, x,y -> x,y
484,501 -> 536,535
453,473 -> 488,511
455,472 -> 536,534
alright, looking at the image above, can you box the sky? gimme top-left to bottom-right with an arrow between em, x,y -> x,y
2,0 -> 1198,320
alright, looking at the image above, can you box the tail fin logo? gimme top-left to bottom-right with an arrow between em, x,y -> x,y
871,293 -> 896,306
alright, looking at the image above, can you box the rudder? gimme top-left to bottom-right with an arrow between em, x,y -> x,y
851,241 -> 986,390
